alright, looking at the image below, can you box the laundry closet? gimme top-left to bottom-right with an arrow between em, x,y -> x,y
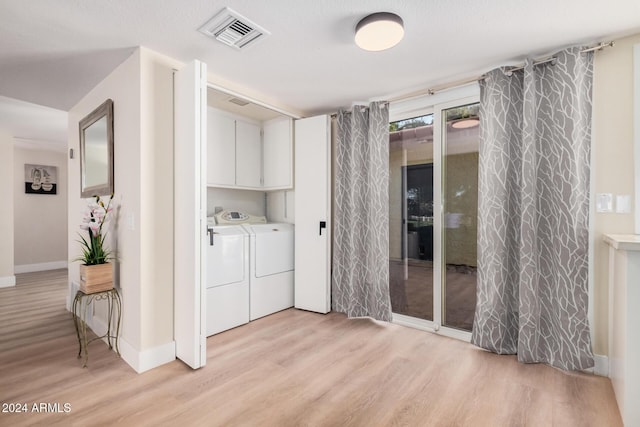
174,61 -> 332,369
205,87 -> 295,336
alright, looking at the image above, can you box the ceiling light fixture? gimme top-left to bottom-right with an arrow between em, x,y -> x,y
355,12 -> 404,52
451,118 -> 480,129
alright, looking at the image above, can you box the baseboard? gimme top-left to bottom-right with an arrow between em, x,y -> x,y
594,354 -> 609,377
14,261 -> 68,274
91,316 -> 176,373
119,338 -> 176,373
0,275 -> 16,288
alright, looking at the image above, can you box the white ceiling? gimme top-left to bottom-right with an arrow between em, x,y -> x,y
1,0 -> 639,143
0,95 -> 67,150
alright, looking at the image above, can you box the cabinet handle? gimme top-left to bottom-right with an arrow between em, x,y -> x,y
319,221 -> 326,236
207,228 -> 214,246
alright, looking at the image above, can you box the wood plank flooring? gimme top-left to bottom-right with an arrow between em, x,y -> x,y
0,269 -> 622,426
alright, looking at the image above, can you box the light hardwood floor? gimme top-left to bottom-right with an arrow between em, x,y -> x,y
1,269 -> 622,426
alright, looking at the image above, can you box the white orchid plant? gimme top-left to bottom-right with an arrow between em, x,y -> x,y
75,194 -> 114,265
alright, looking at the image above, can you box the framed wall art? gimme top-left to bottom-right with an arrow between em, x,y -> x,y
25,164 -> 57,195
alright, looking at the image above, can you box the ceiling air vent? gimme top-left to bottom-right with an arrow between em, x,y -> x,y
228,97 -> 250,106
198,7 -> 270,50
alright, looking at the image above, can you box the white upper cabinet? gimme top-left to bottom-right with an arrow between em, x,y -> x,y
207,108 -> 235,186
263,117 -> 293,189
207,107 -> 293,191
235,119 -> 262,187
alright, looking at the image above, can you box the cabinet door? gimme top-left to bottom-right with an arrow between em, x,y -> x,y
235,119 -> 262,187
294,115 -> 331,314
207,108 -> 236,186
263,117 -> 293,189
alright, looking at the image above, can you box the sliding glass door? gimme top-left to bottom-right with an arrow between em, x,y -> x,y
388,114 -> 434,321
388,92 -> 479,338
442,104 -> 479,331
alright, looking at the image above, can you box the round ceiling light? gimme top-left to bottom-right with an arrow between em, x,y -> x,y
355,12 -> 404,52
451,118 -> 480,129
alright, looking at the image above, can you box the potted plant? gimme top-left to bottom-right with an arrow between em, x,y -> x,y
75,194 -> 115,294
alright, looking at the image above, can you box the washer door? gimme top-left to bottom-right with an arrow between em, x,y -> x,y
207,227 -> 246,288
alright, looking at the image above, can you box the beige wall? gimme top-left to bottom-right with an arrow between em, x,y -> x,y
138,47 -> 179,350
68,47 -> 179,369
592,32 -> 640,355
0,132 -> 14,284
13,147 -> 67,269
69,49 -> 143,353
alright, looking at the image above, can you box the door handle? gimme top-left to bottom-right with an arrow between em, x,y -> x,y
207,228 -> 214,246
319,221 -> 326,236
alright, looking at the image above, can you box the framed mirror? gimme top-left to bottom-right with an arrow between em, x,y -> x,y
79,99 -> 114,198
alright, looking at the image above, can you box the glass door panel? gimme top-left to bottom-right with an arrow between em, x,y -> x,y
388,114 -> 434,321
442,103 -> 480,331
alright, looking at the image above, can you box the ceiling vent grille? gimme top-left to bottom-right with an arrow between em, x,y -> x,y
198,7 -> 270,50
228,97 -> 250,106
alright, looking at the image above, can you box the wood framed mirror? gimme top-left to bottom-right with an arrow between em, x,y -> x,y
79,99 -> 114,198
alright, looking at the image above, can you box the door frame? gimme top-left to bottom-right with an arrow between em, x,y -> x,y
389,84 -> 480,342
174,60 -> 208,369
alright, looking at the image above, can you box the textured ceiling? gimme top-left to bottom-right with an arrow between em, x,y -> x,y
1,0 -> 640,143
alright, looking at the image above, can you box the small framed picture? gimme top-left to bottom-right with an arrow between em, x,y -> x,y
25,164 -> 57,195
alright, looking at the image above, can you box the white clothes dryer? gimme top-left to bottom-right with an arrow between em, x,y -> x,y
242,223 -> 294,321
205,224 -> 249,336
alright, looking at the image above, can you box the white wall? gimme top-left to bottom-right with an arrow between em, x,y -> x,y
207,187 -> 265,218
13,146 -> 67,272
0,131 -> 14,287
266,190 -> 295,224
592,32 -> 640,355
68,47 -> 180,372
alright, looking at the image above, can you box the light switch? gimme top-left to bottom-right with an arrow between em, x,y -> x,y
596,193 -> 613,213
616,195 -> 631,214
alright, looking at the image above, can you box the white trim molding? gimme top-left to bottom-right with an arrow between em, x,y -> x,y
0,275 -> 16,288
594,354 -> 609,377
90,309 -> 176,373
583,354 -> 609,376
118,338 -> 176,374
14,261 -> 68,274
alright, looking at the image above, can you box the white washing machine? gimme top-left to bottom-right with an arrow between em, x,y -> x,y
205,224 -> 249,336
242,223 -> 295,321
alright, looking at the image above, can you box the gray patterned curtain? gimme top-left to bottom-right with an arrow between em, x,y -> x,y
333,102 -> 392,321
471,47 -> 594,370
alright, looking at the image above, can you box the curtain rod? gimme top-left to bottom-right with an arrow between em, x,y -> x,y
388,41 -> 615,101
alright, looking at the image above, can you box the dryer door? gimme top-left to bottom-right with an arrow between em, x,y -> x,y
252,224 -> 294,277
